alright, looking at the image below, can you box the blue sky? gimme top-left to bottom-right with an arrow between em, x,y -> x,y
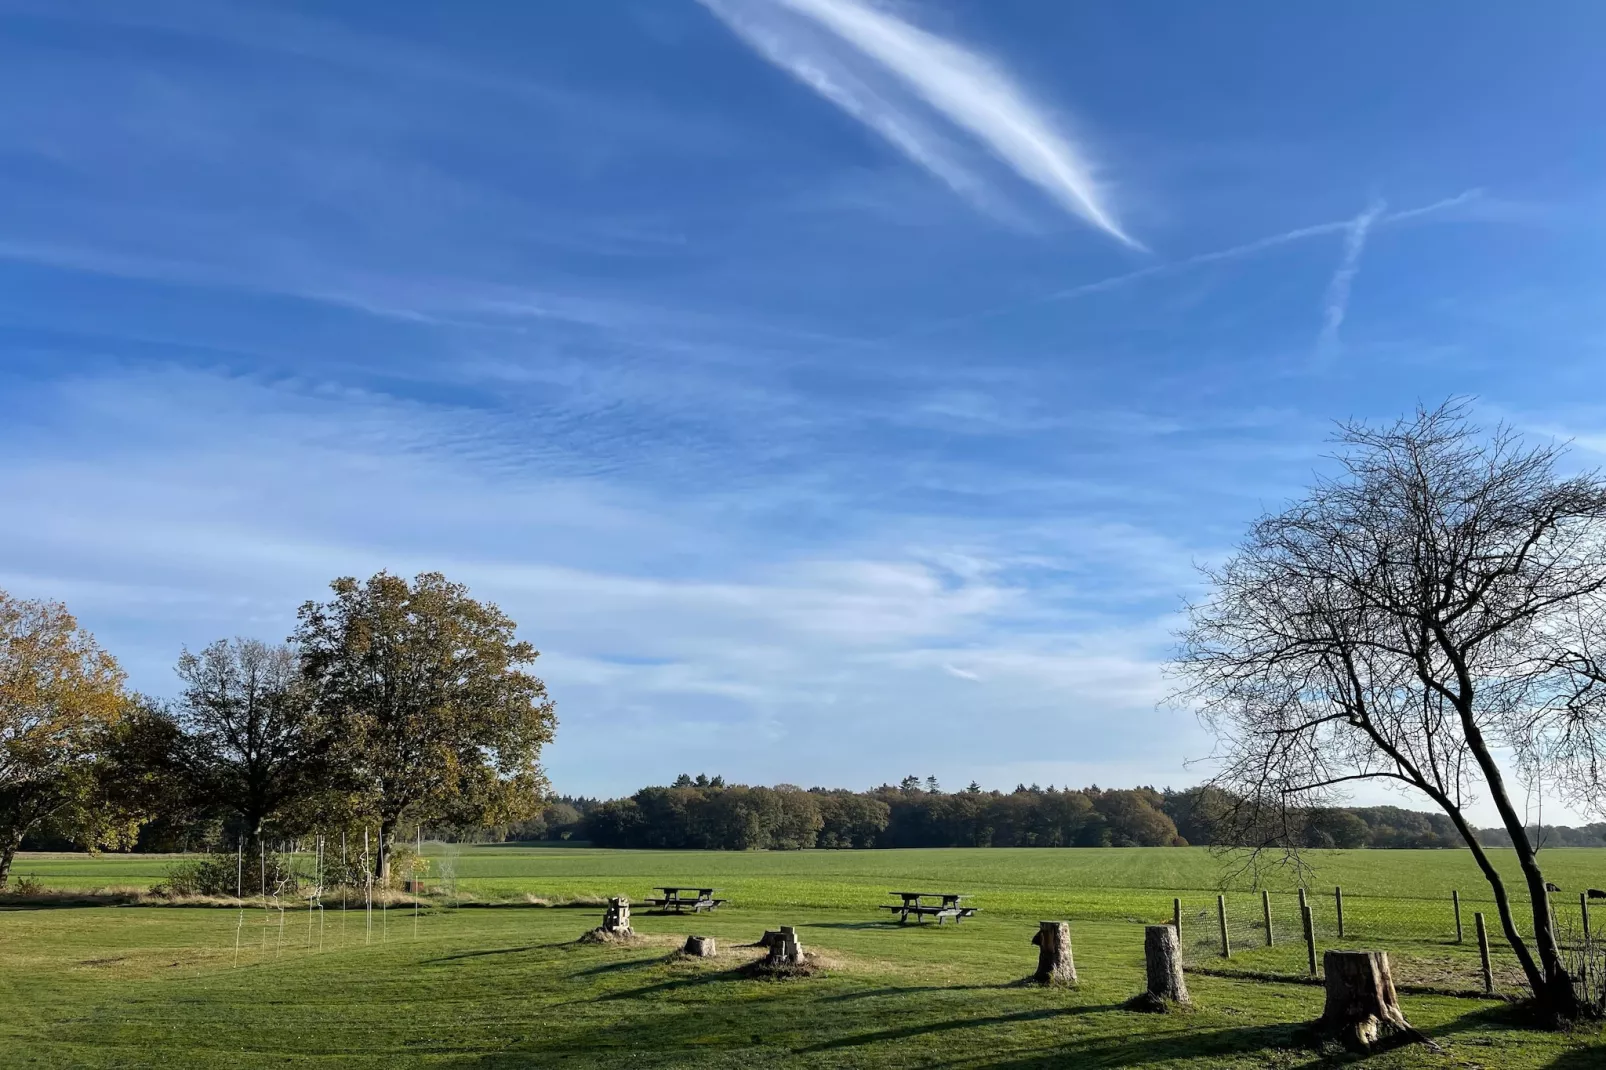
4,1 -> 1606,819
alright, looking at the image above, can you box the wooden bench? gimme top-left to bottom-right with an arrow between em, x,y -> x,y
881,891 -> 978,925
643,886 -> 728,914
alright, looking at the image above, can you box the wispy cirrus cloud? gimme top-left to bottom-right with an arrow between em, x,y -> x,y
699,0 -> 1134,245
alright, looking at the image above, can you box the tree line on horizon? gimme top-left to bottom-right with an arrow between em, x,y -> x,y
526,774 -> 1604,852
0,572 -> 556,890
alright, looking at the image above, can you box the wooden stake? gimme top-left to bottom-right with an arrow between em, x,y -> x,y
1302,903 -> 1317,976
1452,890 -> 1463,944
1335,886 -> 1345,939
1475,912 -> 1493,994
1262,889 -> 1274,946
1582,892 -> 1593,946
1217,894 -> 1230,957
1172,896 -> 1181,937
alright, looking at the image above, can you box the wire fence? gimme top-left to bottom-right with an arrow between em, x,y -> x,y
1171,886 -> 1604,999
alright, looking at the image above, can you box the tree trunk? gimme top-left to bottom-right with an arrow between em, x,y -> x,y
1032,921 -> 1077,985
1456,716 -> 1581,1020
1140,924 -> 1189,1007
0,835 -> 19,891
1404,761 -> 1553,1008
683,935 -> 716,957
377,818 -> 395,882
1320,951 -> 1438,1052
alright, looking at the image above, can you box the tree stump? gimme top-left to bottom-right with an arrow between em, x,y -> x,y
601,896 -> 632,935
765,925 -> 804,966
1031,921 -> 1077,985
1132,924 -> 1189,1010
683,935 -> 716,957
1319,951 -> 1438,1052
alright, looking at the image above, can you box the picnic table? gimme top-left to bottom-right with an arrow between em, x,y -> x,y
643,886 -> 727,914
879,891 -> 978,925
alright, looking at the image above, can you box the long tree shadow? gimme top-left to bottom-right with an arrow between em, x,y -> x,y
792,1003 -> 1127,1053
967,1021 -> 1331,1070
817,983 -> 1013,1003
423,944 -> 544,964
1547,1038 -> 1606,1070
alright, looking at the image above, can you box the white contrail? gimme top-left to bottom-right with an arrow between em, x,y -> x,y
1317,198 -> 1387,355
853,189 -> 1484,345
701,0 -> 1134,245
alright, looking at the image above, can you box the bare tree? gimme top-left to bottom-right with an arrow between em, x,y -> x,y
1174,402 -> 1606,1022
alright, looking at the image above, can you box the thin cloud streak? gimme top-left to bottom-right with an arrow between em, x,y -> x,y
1317,198 -> 1387,356
878,189 -> 1485,343
702,0 -> 1133,244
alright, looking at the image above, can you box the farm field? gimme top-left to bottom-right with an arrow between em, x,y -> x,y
3,847 -> 1604,1068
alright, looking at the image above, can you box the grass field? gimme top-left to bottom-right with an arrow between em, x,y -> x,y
3,846 -> 1604,1068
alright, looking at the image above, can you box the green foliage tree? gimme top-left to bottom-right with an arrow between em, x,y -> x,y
0,591 -> 128,887
295,572 -> 556,878
173,638 -> 327,851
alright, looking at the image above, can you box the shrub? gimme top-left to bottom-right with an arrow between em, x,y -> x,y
158,851 -> 299,898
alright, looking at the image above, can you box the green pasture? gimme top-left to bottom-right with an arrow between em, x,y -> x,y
3,847 -> 1604,1067
19,843 -> 1606,902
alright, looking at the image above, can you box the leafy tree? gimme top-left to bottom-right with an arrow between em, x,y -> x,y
0,591 -> 128,887
295,572 -> 557,878
173,639 -> 326,851
1302,808 -> 1370,849
814,790 -> 890,847
1095,788 -> 1179,848
1175,403 -> 1606,1020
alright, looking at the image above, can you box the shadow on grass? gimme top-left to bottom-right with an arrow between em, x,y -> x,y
966,1022 -> 1321,1070
1549,1040 -> 1606,1070
793,1003 -> 1127,1053
0,897 -> 136,911
568,957 -> 662,979
595,964 -> 753,1001
423,945 -> 544,964
817,983 -> 1011,1002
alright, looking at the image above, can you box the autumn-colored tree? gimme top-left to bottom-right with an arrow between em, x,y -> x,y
295,572 -> 556,878
0,591 -> 128,888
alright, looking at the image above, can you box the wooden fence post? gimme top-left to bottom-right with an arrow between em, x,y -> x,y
1262,889 -> 1274,946
1453,890 -> 1463,944
1582,893 -> 1593,946
1173,897 -> 1181,937
1474,912 -> 1493,994
1217,894 -> 1230,957
1335,886 -> 1345,939
1302,902 -> 1317,976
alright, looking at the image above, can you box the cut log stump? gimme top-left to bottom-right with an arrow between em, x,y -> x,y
601,896 -> 632,936
1319,951 -> 1440,1052
1130,924 -> 1189,1011
1031,921 -> 1077,985
683,935 -> 716,958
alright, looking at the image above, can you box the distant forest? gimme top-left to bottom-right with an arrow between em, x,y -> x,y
504,776 -> 1606,852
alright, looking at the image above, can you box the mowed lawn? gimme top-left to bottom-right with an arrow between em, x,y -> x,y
3,847 -> 1604,1068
